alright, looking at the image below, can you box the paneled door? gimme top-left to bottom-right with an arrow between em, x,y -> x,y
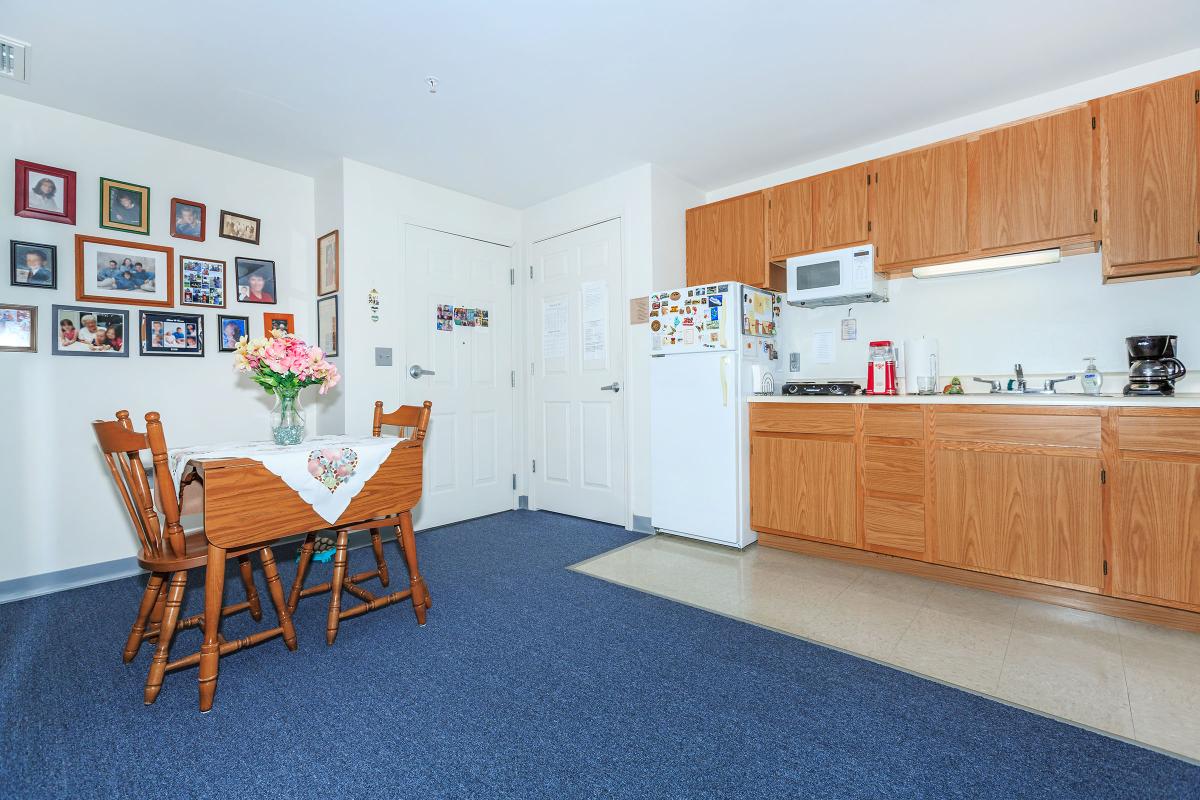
530,219 -> 627,525
874,139 -> 969,268
403,224 -> 515,529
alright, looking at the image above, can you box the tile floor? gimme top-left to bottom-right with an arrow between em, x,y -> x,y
572,534 -> 1200,762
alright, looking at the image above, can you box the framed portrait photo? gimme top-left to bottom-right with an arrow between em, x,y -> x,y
219,210 -> 261,245
317,294 -> 338,356
217,314 -> 249,352
0,304 -> 37,353
141,310 -> 204,357
51,304 -> 130,357
170,198 -> 206,241
317,229 -> 339,295
100,178 -> 151,235
10,241 -> 58,289
180,256 -> 226,308
75,235 -> 174,307
263,311 -> 294,336
14,160 -> 76,225
235,257 -> 276,304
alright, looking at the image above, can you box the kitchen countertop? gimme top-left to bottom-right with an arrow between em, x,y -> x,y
748,392 -> 1200,408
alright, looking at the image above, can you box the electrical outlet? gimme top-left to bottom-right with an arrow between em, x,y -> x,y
374,347 -> 393,367
789,352 -> 802,372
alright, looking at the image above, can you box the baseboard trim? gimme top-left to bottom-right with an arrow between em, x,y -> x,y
631,515 -> 653,534
759,532 -> 1200,634
518,495 -> 530,510
0,557 -> 144,605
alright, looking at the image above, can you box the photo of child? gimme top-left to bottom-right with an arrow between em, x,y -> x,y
51,305 -> 130,357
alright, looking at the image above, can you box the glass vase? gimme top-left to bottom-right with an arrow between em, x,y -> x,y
270,386 -> 307,445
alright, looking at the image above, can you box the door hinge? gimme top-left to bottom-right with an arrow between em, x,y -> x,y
532,459 -> 536,474
1103,559 -> 1109,576
874,171 -> 878,183
1094,209 -> 1099,223
1195,89 -> 1199,104
1091,116 -> 1096,129
529,265 -> 534,279
510,268 -> 515,285
866,173 -> 871,186
1100,468 -> 1107,484
510,370 -> 516,388
867,221 -> 872,233
512,473 -> 517,490
530,361 -> 535,376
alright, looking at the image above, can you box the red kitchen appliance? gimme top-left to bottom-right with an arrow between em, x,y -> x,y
866,340 -> 898,395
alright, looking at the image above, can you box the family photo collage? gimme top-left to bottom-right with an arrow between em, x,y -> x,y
1,159 -> 340,360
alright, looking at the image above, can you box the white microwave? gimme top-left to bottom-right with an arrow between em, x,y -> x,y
785,243 -> 887,307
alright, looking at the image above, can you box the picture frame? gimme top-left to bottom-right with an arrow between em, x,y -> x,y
317,294 -> 338,356
235,257 -> 276,304
317,229 -> 339,295
170,198 -> 206,241
217,314 -> 249,352
180,256 -> 227,308
14,159 -> 76,225
75,235 -> 174,308
51,304 -> 129,357
99,177 -> 151,236
10,240 -> 58,289
263,311 -> 295,336
0,304 -> 37,353
219,210 -> 261,245
140,310 -> 204,357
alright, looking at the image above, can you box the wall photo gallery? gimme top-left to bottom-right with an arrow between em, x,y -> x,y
236,258 -> 276,304
14,160 -> 76,225
180,256 -> 225,308
10,241 -> 57,289
52,305 -> 129,357
75,235 -> 174,307
141,310 -> 204,357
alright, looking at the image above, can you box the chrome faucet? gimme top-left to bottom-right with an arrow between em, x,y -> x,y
1014,363 -> 1026,393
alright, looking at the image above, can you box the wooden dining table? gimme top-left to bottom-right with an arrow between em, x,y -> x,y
179,436 -> 425,711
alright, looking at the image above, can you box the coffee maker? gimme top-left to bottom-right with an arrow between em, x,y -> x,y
1124,335 -> 1186,396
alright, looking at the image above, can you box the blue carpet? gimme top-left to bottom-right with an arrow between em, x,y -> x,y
0,510 -> 1196,799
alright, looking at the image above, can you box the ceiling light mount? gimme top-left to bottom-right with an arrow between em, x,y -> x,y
426,76 -> 439,94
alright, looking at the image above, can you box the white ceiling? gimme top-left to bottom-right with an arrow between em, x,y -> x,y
4,1 -> 1199,208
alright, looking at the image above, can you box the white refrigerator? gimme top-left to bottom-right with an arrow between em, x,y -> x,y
648,281 -> 781,549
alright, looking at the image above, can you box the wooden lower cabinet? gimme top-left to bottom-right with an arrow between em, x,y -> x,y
1115,457 -> 1200,607
933,449 -> 1104,589
749,435 -> 856,545
864,496 -> 924,554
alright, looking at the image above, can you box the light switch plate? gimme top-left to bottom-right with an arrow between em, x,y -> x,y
374,347 -> 393,367
789,352 -> 802,372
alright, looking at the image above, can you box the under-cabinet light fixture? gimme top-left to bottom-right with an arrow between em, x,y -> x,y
911,248 -> 1061,279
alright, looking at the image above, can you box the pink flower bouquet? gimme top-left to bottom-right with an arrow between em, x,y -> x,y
233,329 -> 341,395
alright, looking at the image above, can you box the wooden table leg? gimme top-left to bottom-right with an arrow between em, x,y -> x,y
198,543 -> 226,713
237,555 -> 263,621
259,547 -> 297,651
287,533 -> 316,614
398,511 -> 427,626
326,530 -> 349,645
370,528 -> 390,587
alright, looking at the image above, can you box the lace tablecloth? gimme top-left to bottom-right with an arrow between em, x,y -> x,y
168,434 -> 408,524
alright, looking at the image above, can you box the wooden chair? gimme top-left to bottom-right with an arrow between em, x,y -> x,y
287,401 -> 432,644
94,410 -> 297,705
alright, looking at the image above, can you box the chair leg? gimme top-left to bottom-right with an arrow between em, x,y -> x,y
144,571 -> 187,705
397,511 -> 428,626
326,530 -> 349,645
237,555 -> 263,622
370,528 -> 390,587
286,533 -> 316,615
149,578 -> 168,625
198,543 -> 226,713
124,572 -> 165,663
259,547 -> 297,651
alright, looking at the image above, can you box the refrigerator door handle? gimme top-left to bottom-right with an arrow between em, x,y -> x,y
720,356 -> 730,407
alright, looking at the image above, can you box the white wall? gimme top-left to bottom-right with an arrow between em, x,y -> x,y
313,160 -> 346,435
706,48 -> 1200,394
521,164 -> 703,524
1,94 -> 316,583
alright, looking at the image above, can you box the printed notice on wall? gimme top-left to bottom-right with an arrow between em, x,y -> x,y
811,329 -> 836,365
581,280 -> 608,362
542,298 -> 568,359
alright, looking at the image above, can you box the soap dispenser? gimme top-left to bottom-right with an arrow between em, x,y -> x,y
1081,357 -> 1103,395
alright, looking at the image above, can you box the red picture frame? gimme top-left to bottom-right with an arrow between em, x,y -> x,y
15,159 -> 77,225
170,198 -> 206,242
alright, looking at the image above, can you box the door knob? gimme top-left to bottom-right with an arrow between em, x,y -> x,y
408,364 -> 436,379
600,382 -> 621,393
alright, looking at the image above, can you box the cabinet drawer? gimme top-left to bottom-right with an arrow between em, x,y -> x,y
1119,415 -> 1200,455
750,404 -> 855,436
864,406 -> 924,439
864,496 -> 925,553
934,410 -> 1100,449
864,445 -> 925,496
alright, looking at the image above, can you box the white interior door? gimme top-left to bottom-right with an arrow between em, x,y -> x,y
530,219 -> 626,525
404,225 -> 514,529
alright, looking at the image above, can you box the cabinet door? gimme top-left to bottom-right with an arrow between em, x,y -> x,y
1098,72 -> 1200,279
767,179 -> 812,260
750,435 -> 856,545
685,192 -> 767,287
874,140 -> 969,268
1115,458 -> 1200,608
976,105 -> 1095,252
934,449 -> 1103,588
813,164 -> 870,251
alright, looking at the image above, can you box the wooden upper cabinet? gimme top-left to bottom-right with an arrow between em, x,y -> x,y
975,105 -> 1096,253
813,164 -> 870,251
874,140 -> 969,268
1097,72 -> 1200,280
766,178 -> 812,260
685,191 -> 769,287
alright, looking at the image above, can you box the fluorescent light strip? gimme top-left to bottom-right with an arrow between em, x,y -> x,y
911,248 -> 1061,279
